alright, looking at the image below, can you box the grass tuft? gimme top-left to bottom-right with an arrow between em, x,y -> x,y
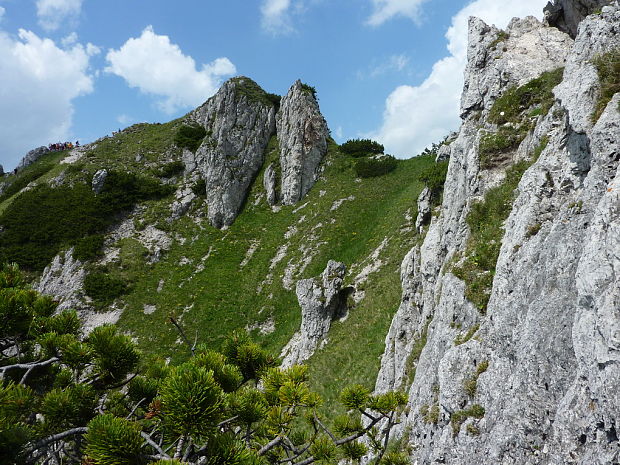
592,49 -> 620,123
452,160 -> 533,313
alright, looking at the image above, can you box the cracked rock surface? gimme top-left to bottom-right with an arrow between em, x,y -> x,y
280,260 -> 347,368
276,81 -> 329,205
375,7 -> 620,464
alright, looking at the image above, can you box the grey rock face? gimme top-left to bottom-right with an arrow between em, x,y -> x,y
263,163 -> 278,205
555,3 -> 620,133
170,186 -> 196,221
544,0 -> 613,37
277,81 -> 329,205
415,187 -> 433,233
92,169 -> 108,194
376,6 -> 620,464
461,16 -> 572,119
435,144 -> 451,162
280,260 -> 347,367
16,146 -> 49,172
36,249 -> 86,312
190,77 -> 277,228
35,250 -> 122,334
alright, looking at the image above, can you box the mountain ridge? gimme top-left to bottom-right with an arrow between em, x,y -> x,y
0,1 -> 618,463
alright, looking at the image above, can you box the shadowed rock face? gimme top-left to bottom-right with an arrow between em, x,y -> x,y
544,0 -> 613,38
276,80 -> 329,206
376,6 -> 620,464
190,77 -> 277,229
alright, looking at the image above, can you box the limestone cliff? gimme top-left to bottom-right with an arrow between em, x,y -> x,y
376,4 -> 619,464
181,77 -> 329,227
187,77 -> 277,228
276,80 -> 329,205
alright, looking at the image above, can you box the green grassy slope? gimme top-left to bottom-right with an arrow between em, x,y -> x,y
0,121 -> 436,413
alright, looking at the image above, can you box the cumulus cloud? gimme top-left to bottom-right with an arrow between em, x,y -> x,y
0,29 -> 97,170
36,0 -> 83,31
366,0 -> 429,26
105,26 -> 236,114
261,0 -> 294,34
369,0 -> 548,158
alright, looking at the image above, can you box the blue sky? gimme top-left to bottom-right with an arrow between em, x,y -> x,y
0,0 -> 549,171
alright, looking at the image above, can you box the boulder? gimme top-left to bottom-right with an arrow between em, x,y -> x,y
415,187 -> 433,233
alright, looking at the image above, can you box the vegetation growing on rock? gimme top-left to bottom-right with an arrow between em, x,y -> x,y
232,76 -> 281,109
174,124 -> 207,152
479,68 -> 563,169
452,160 -> 534,313
592,48 -> 620,122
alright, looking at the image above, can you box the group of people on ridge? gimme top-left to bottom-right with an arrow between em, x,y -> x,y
48,141 -> 79,152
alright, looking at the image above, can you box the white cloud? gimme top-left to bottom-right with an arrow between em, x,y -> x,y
61,32 -> 78,47
366,0 -> 429,26
369,0 -> 548,158
261,0 -> 294,34
0,7 -> 5,22
36,0 -> 83,31
0,29 -> 96,170
369,54 -> 410,78
105,26 -> 236,114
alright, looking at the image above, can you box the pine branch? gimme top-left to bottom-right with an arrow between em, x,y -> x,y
23,426 -> 87,462
0,356 -> 59,378
258,435 -> 283,456
169,316 -> 195,356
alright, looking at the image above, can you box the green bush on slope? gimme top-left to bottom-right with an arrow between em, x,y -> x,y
340,139 -> 384,158
174,124 -> 207,152
0,171 -> 173,271
354,155 -> 397,178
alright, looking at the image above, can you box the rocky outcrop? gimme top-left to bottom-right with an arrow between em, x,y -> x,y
280,260 -> 347,367
263,163 -> 278,205
35,249 -> 123,334
277,81 -> 329,205
170,186 -> 196,221
544,0 -> 613,37
376,6 -> 620,464
415,187 -> 433,233
461,16 -> 572,118
189,77 -> 277,228
16,146 -> 49,172
92,169 -> 108,194
35,249 -> 86,312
